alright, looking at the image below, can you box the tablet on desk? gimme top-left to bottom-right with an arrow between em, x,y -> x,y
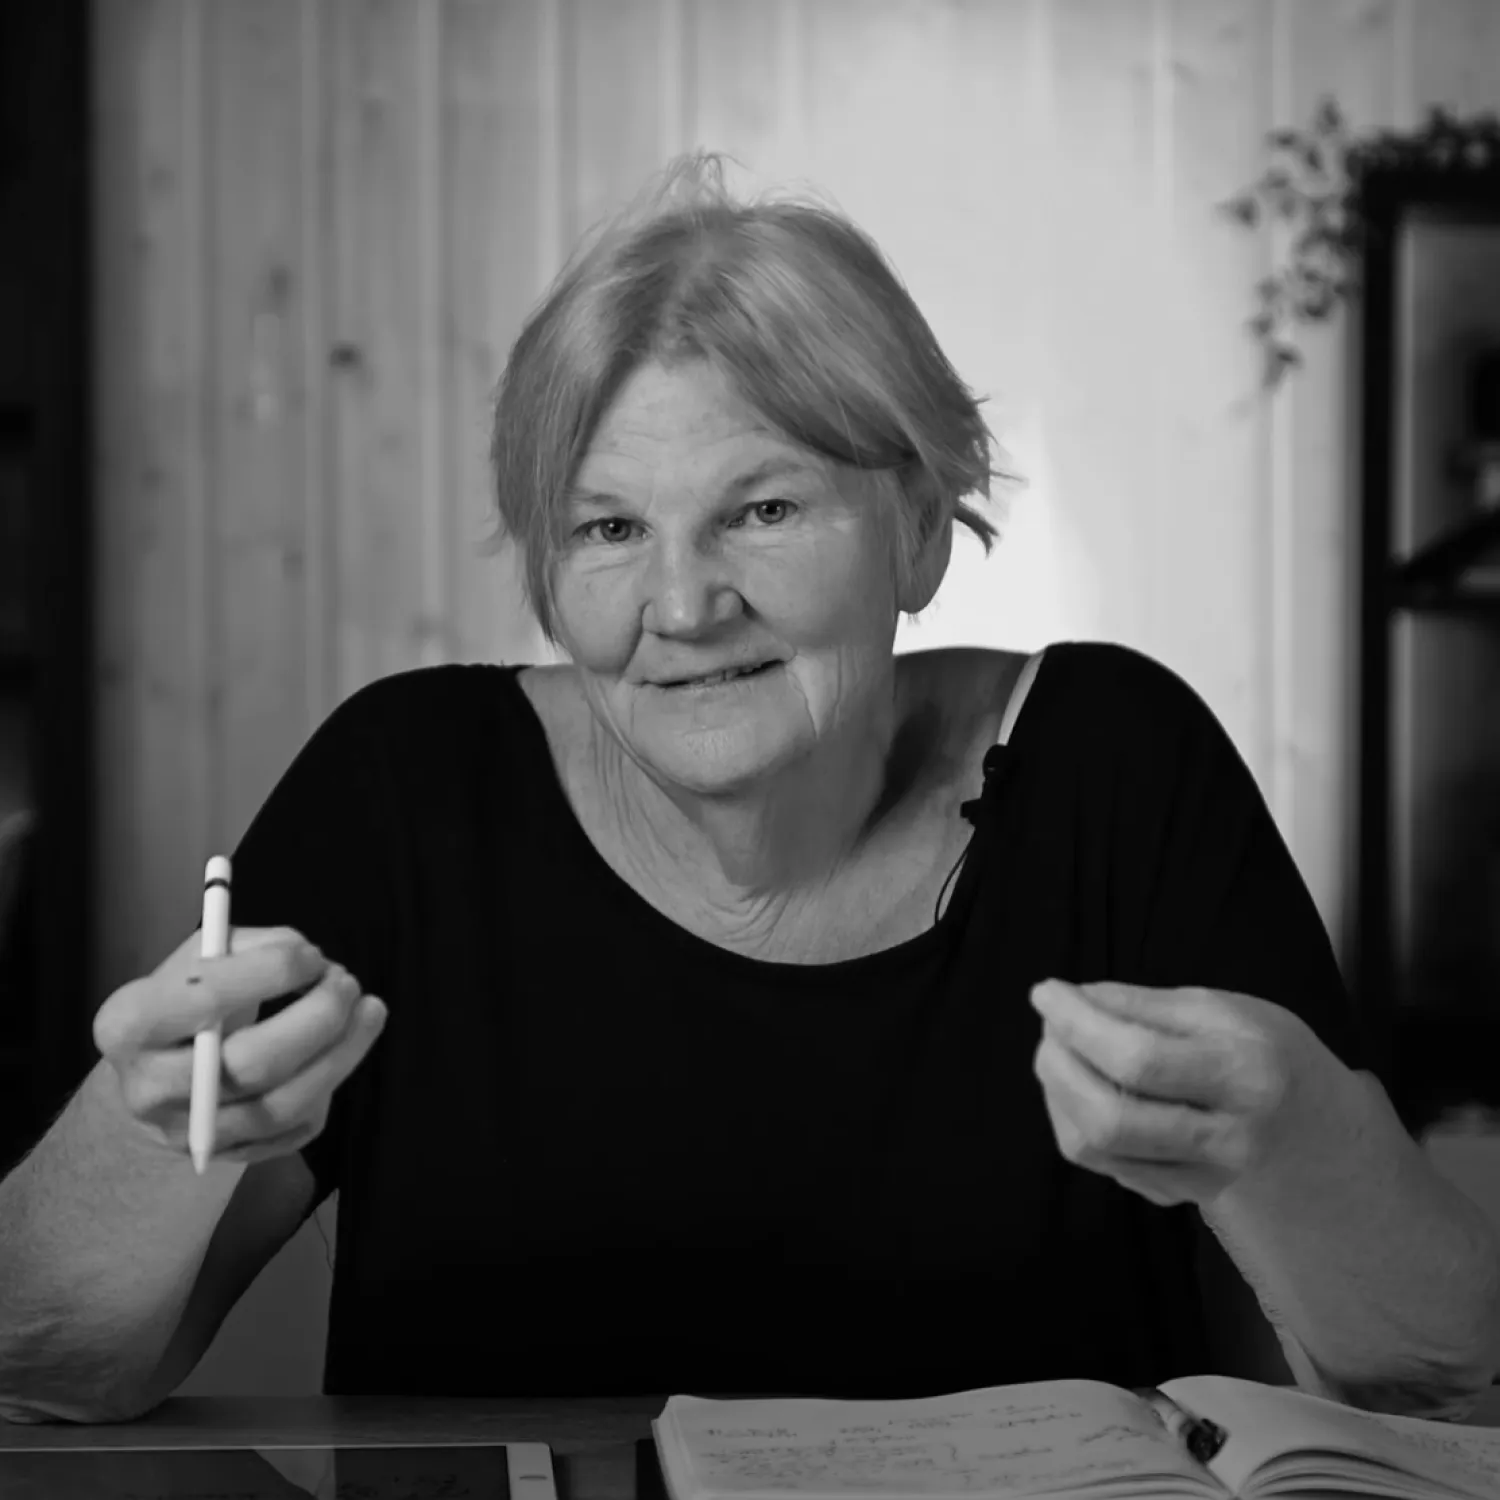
0,1436 -> 556,1499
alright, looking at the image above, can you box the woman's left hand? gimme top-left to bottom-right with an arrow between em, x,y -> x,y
1029,979 -> 1349,1209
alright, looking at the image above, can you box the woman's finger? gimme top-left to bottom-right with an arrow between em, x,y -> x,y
204,992 -> 387,1150
216,965 -> 367,1097
1035,1032 -> 1244,1167
98,929 -> 328,1055
1031,983 -> 1228,1106
207,1116 -> 321,1166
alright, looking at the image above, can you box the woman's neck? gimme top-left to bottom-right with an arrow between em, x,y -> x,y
592,676 -> 928,928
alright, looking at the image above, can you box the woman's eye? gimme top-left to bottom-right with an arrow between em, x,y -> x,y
735,500 -> 796,526
578,501 -> 796,544
578,517 -> 638,544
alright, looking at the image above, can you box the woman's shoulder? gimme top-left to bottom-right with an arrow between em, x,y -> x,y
896,646 -> 1034,728
307,662 -> 536,774
897,640 -> 1206,772
891,647 -> 1037,796
330,661 -> 521,718
514,661 -> 588,742
904,641 -> 1220,734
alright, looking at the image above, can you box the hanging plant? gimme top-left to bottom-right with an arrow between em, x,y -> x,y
1222,96 -> 1500,389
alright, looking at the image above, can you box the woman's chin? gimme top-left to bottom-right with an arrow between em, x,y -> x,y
636,732 -> 797,799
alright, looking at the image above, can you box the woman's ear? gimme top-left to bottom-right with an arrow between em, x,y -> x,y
900,507 -> 953,616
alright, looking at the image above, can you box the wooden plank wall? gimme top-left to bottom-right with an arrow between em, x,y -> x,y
92,0 -> 1500,1009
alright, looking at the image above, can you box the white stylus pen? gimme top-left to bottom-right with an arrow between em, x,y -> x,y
507,1444 -> 559,1500
188,855 -> 232,1174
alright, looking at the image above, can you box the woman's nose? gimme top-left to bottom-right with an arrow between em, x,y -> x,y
640,540 -> 743,636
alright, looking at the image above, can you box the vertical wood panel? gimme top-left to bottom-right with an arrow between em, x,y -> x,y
442,0 -> 548,667
659,0 -> 691,167
685,0 -> 801,319
416,1 -> 448,671
691,0 -> 786,166
93,0 -> 211,989
1283,0 -> 1402,963
795,0 -> 1043,387
570,0 -> 674,240
1040,1 -> 1162,659
207,2 -> 314,841
1266,0 -> 1296,834
1408,0 -> 1500,113
327,0 -> 440,695
1157,0 -> 1269,771
299,0 -> 332,732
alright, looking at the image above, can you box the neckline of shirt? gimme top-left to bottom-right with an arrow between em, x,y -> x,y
495,664 -> 1030,984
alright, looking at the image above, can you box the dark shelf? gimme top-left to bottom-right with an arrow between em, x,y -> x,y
0,652 -> 35,691
1390,508 -> 1500,591
1386,1012 -> 1500,1136
1354,164 -> 1500,1109
0,403 -> 35,454
1389,581 -> 1500,614
0,0 -> 94,1174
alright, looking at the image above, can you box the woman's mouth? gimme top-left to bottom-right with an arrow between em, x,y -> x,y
660,661 -> 781,690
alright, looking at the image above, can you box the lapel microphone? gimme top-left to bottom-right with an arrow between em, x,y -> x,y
958,743 -> 1008,827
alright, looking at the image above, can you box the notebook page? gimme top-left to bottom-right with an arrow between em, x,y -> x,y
1163,1375 -> 1500,1500
657,1382 -> 1224,1498
1344,1405 -> 1500,1499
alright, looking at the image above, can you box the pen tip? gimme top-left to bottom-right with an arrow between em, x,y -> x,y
191,1146 -> 210,1175
204,855 -> 231,884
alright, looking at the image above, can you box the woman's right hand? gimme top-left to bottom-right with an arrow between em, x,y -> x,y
92,926 -> 387,1165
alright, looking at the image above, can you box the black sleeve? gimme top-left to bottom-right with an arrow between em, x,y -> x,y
180,680 -> 402,1210
1096,645 -> 1375,1079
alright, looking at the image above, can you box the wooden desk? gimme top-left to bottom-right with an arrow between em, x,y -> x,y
1,1388 -> 1499,1449
1,1387 -> 1498,1497
0,1398 -> 660,1500
0,1395 -> 663,1454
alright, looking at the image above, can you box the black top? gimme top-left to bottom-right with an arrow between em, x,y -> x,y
215,642 -> 1371,1399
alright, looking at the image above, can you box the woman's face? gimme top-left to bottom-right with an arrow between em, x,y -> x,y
550,359 -> 920,798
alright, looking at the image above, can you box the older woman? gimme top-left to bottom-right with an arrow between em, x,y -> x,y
1,155 -> 1497,1426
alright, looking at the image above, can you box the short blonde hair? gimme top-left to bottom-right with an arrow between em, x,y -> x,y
484,152 -> 1012,643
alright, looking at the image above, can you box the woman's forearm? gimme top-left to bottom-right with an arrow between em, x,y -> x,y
1202,1066 -> 1500,1420
0,1059 -> 244,1422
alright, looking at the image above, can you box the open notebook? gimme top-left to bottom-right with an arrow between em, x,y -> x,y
651,1376 -> 1500,1500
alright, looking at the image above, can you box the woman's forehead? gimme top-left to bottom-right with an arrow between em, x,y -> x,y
577,366 -> 825,494
569,450 -> 825,508
588,360 -> 767,448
